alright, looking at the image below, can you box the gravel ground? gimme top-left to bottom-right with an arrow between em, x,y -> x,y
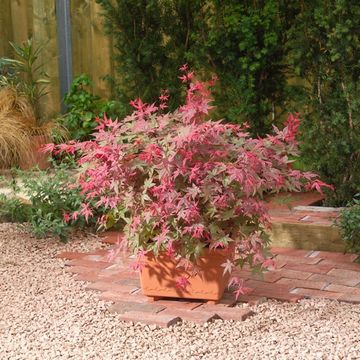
1,223 -> 360,360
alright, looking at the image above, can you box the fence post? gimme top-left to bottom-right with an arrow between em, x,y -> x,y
56,0 -> 73,112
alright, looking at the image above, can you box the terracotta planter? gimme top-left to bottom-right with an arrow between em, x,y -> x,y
140,247 -> 233,302
19,135 -> 50,170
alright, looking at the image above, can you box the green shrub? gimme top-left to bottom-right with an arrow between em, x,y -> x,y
338,196 -> 360,253
0,162 -> 100,241
96,0 -> 294,135
0,38 -> 49,121
96,0 -> 206,111
193,0 -> 298,135
61,74 -> 122,141
288,1 -> 360,205
0,194 -> 31,223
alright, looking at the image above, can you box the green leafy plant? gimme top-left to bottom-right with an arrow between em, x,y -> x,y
0,38 -> 49,122
60,74 -> 120,141
20,163 -> 92,241
193,0 -> 298,134
96,0 -> 205,111
338,196 -> 360,254
288,1 -> 360,205
97,1 -> 301,136
0,189 -> 31,223
0,162 -> 99,241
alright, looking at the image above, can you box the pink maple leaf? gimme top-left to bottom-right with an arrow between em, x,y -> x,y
306,179 -> 335,194
228,277 -> 252,300
40,143 -> 56,153
179,63 -> 188,72
63,212 -> 70,223
221,259 -> 234,275
175,276 -> 190,289
80,203 -> 93,222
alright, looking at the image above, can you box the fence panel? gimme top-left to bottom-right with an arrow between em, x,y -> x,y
0,0 -> 114,117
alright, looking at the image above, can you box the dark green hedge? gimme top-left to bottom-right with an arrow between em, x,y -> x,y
96,0 -> 360,205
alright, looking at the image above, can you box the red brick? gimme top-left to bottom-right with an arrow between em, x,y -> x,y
109,301 -> 165,314
275,255 -> 322,265
161,308 -> 220,324
99,263 -> 132,276
66,259 -> 111,269
99,231 -> 123,244
91,249 -> 111,256
232,270 -> 282,283
155,299 -> 202,311
65,266 -> 97,275
266,191 -> 324,210
272,259 -> 288,269
56,251 -> 88,260
327,269 -> 360,283
245,279 -> 292,291
309,251 -> 358,263
216,292 -> 238,306
276,278 -> 327,290
99,274 -> 135,284
250,288 -> 303,302
118,311 -> 181,327
323,284 -> 356,293
99,291 -> 149,303
314,251 -> 360,266
270,248 -> 312,257
82,254 -> 106,262
275,268 -> 313,280
290,288 -> 342,300
245,280 -> 303,302
231,269 -> 252,280
246,272 -> 283,283
199,305 -> 254,321
74,272 -> 102,282
237,294 -> 267,305
116,277 -> 140,288
308,273 -> 360,287
86,281 -> 139,294
338,293 -> 360,304
285,263 -> 334,274
319,260 -> 360,272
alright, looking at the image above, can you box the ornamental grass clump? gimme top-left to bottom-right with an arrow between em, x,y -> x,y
48,67 -> 331,296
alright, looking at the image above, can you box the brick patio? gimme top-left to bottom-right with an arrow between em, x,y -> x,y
58,230 -> 360,328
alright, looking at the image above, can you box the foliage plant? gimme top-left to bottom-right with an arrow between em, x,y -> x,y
96,0 -> 300,136
96,1 -> 360,205
0,162 -> 97,241
288,1 -> 360,205
0,38 -> 49,122
0,86 -> 36,168
61,75 -> 120,141
50,69 -> 330,296
96,0 -> 205,111
193,0 -> 298,135
0,172 -> 31,223
338,196 -> 360,254
0,39 -> 66,163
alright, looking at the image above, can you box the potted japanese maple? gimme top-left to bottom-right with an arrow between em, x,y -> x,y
49,67 -> 330,301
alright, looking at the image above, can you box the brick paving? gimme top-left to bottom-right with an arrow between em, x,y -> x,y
58,231 -> 360,327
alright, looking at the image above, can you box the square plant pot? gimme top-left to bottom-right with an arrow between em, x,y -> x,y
140,247 -> 233,301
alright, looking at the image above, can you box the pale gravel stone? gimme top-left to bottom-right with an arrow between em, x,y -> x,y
1,223 -> 360,360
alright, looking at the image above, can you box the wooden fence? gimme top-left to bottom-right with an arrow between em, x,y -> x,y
0,0 -> 114,117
